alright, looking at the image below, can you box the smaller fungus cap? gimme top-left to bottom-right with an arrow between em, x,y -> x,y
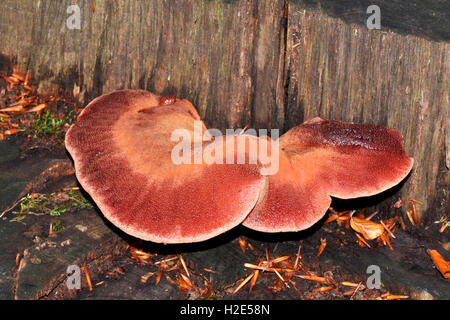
242,117 -> 414,233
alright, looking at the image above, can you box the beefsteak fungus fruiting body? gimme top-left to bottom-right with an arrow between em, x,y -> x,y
65,90 -> 413,243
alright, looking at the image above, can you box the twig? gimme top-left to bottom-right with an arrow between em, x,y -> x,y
350,282 -> 363,300
0,196 -> 27,219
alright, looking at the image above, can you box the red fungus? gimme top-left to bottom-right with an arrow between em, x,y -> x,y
242,117 -> 414,232
65,90 -> 265,243
66,90 -> 413,243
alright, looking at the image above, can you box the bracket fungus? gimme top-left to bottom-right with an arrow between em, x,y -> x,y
65,89 -> 413,244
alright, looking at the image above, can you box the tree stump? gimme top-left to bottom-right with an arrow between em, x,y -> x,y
0,0 -> 448,222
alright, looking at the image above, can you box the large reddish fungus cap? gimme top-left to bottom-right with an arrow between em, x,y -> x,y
65,90 -> 266,243
242,117 -> 414,232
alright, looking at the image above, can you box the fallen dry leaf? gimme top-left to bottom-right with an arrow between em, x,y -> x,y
314,285 -> 334,292
0,105 -> 24,113
4,128 -> 24,135
341,281 -> 364,288
317,238 -> 327,257
233,273 -> 254,294
140,271 -> 154,283
249,270 -> 259,292
427,249 -> 450,279
238,237 -> 247,253
405,210 -> 416,226
25,103 -> 46,113
270,256 -> 290,264
4,76 -> 20,85
355,233 -> 371,248
350,214 -> 384,240
178,254 -> 190,277
295,275 -> 326,283
82,264 -> 93,291
439,221 -> 449,233
155,269 -> 162,285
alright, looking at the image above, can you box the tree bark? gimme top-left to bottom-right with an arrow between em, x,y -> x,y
0,0 -> 448,221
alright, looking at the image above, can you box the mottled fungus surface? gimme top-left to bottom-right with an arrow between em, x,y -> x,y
66,90 -> 413,243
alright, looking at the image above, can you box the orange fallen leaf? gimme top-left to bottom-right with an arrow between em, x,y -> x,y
0,105 -> 24,113
243,263 -> 288,272
4,129 -> 24,135
324,213 -> 338,224
178,254 -> 190,277
341,281 -> 363,287
355,233 -> 371,248
24,70 -> 30,85
238,237 -> 247,253
115,267 -> 124,274
140,271 -> 154,283
179,273 -> 192,290
380,220 -> 396,239
427,249 -> 450,279
350,214 -> 384,240
154,256 -> 178,265
314,285 -> 334,292
25,103 -> 46,113
317,238 -> 327,257
412,203 -> 419,225
233,273 -> 254,294
405,210 -> 416,226
247,242 -> 257,254
293,245 -> 301,270
395,215 -> 406,231
439,221 -> 449,233
409,198 -> 423,205
4,76 -> 20,85
155,269 -> 162,285
164,274 -> 178,286
249,270 -> 259,292
296,275 -> 326,283
382,294 -> 409,300
378,233 -> 394,250
82,264 -> 93,291
271,256 -> 290,264
12,72 -> 24,82
273,269 -> 287,286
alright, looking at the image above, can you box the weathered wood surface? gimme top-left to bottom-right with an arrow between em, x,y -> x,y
0,0 -> 448,221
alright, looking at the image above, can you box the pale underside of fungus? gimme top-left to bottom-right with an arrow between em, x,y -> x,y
65,90 -> 414,244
